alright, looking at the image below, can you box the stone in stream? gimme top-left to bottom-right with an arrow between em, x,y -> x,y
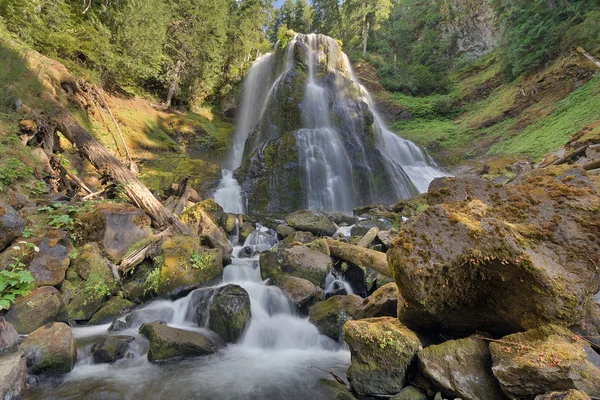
388,167 -> 600,339
4,286 -> 64,334
281,231 -> 316,246
239,222 -> 255,242
535,391 -> 592,400
109,307 -> 175,332
362,282 -> 398,318
26,229 -> 71,287
238,246 -> 253,258
0,202 -> 24,252
0,350 -> 26,399
92,336 -> 135,364
391,386 -> 428,400
260,244 -> 331,286
285,210 -> 337,237
317,378 -> 356,400
209,284 -> 251,343
139,321 -> 220,362
490,325 -> 600,398
417,336 -> 507,400
308,295 -> 364,341
276,224 -> 295,239
20,322 -> 77,375
270,275 -> 320,309
0,318 -> 19,354
88,296 -> 135,325
343,317 -> 421,396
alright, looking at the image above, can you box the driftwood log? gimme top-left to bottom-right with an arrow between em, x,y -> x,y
325,238 -> 390,277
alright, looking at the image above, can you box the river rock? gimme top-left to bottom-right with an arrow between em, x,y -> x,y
308,295 -> 364,341
376,229 -> 398,250
0,318 -> 18,354
391,386 -> 428,400
139,321 -> 219,362
535,391 -> 592,400
4,286 -> 64,334
88,297 -> 135,325
276,224 -> 296,239
285,210 -> 337,237
0,350 -> 26,399
180,203 -> 232,265
317,378 -> 356,400
92,336 -> 134,363
260,245 -> 331,286
343,317 -> 421,396
239,246 -> 253,258
418,336 -> 506,400
27,229 -> 70,287
20,322 -> 77,374
75,203 -> 152,263
281,231 -> 316,246
271,275 -> 319,308
362,283 -> 398,318
328,213 -> 358,226
209,284 -> 251,343
490,325 -> 600,398
188,287 -> 218,327
239,222 -> 255,242
0,202 -> 24,252
388,167 -> 600,337
365,269 -> 394,294
222,213 -> 237,234
109,307 -> 175,331
350,219 -> 392,236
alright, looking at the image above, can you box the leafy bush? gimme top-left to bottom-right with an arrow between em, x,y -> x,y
0,157 -> 33,190
190,251 -> 216,270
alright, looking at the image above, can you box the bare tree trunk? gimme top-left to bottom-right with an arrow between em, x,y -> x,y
55,111 -> 192,235
362,18 -> 369,57
165,60 -> 184,109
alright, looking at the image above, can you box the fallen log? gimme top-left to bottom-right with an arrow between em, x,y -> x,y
55,111 -> 192,236
357,227 -> 379,248
583,158 -> 600,171
577,47 -> 600,70
119,228 -> 173,274
549,145 -> 588,166
325,238 -> 390,277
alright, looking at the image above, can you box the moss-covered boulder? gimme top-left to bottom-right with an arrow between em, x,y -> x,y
490,325 -> 600,398
343,317 -> 421,396
139,321 -> 219,362
285,210 -> 337,237
222,213 -> 237,234
388,167 -> 600,337
260,245 -> 331,286
91,336 -> 134,364
535,391 -> 592,400
276,224 -> 295,239
0,202 -> 24,252
271,275 -> 319,309
5,286 -> 64,334
0,350 -> 26,399
281,231 -> 315,246
209,284 -> 251,343
317,379 -> 356,400
88,297 -> 134,326
350,219 -> 392,236
362,282 -> 398,318
308,295 -> 364,341
418,336 -> 506,400
391,386 -> 428,400
239,222 -> 255,242
180,204 -> 232,265
75,203 -> 152,263
20,322 -> 76,375
27,229 -> 70,287
150,236 -> 223,296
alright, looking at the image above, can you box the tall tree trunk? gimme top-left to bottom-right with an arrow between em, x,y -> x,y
165,60 -> 184,109
362,18 -> 369,57
55,111 -> 193,236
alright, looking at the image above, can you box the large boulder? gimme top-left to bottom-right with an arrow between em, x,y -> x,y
362,282 -> 398,318
0,202 -> 24,252
285,210 -> 337,237
91,336 -> 134,364
180,203 -> 232,265
343,317 -> 421,396
109,307 -> 175,332
88,297 -> 134,325
75,203 -> 152,263
4,286 -> 64,334
260,245 -> 331,286
20,322 -> 77,375
350,218 -> 392,236
0,351 -> 26,400
27,229 -> 70,287
308,295 -> 364,341
0,318 -> 18,354
209,284 -> 251,343
139,321 -> 220,362
490,325 -> 600,398
317,379 -> 356,400
535,391 -> 592,400
271,275 -> 320,309
418,336 -> 506,400
388,167 -> 600,337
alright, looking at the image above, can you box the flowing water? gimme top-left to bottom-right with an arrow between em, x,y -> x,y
25,231 -> 350,400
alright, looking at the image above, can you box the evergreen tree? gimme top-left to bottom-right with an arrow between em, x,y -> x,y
292,0 -> 313,34
344,0 -> 391,56
311,0 -> 342,38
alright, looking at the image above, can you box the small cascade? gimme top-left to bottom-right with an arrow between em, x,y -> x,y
324,269 -> 354,298
213,170 -> 245,214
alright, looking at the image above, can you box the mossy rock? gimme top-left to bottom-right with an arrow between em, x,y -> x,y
5,286 -> 64,334
362,283 -> 398,318
91,335 -> 134,364
139,321 -> 219,363
308,295 -> 364,341
222,214 -> 237,234
490,324 -> 600,398
239,222 -> 256,242
209,284 -> 251,343
260,244 -> 331,286
20,322 -> 76,375
276,224 -> 295,239
88,297 -> 134,326
27,229 -> 70,287
317,379 -> 356,400
391,386 -> 428,400
286,210 -> 337,237
343,317 -> 421,396
271,275 -> 319,308
0,201 -> 24,252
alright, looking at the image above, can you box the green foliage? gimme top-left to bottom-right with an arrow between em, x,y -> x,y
0,157 -> 33,190
276,25 -> 295,49
84,270 -> 112,299
0,241 -> 37,310
312,0 -> 342,38
190,251 -> 216,270
37,202 -> 88,231
144,266 -> 161,295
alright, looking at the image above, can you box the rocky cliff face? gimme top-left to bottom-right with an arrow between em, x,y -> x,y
445,0 -> 497,59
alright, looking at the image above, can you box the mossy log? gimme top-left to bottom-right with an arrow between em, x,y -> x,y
325,239 -> 390,276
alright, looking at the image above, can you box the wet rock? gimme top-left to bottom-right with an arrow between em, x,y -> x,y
391,386 -> 428,400
340,262 -> 367,298
239,222 -> 256,242
362,283 -> 398,318
535,390 -> 592,400
343,317 -> 421,396
350,219 -> 392,236
80,388 -> 124,400
0,350 -> 26,399
365,269 -> 394,295
308,295 -> 364,341
190,287 -> 218,327
317,378 -> 356,400
109,308 -> 175,332
4,286 -> 64,334
75,203 -> 152,263
239,246 -> 253,258
209,284 -> 251,343
306,237 -> 330,256
260,245 -> 331,286
490,325 -> 600,398
88,297 -> 135,325
180,203 -> 232,265
418,336 -> 506,400
222,213 -> 237,234
21,322 -> 77,375
0,202 -> 24,252
276,224 -> 295,239
328,213 -> 358,226
281,231 -> 315,246
271,275 -> 319,308
139,321 -> 219,362
0,318 -> 19,354
92,336 -> 134,363
388,167 -> 600,337
27,229 -> 70,287
285,210 -> 337,237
